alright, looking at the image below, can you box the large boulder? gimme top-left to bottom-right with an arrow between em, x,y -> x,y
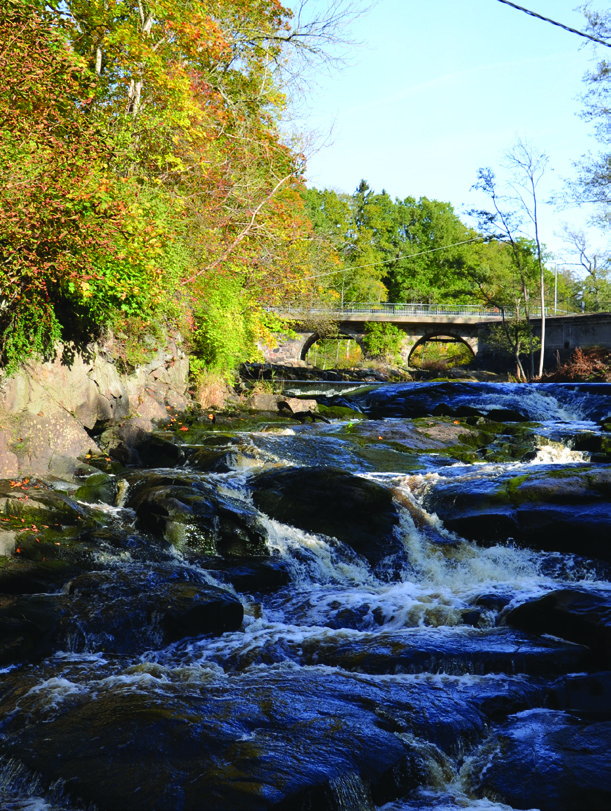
0,566 -> 243,662
465,710 -> 611,811
0,666 -> 541,811
127,473 -> 269,557
250,467 -> 404,573
423,466 -> 611,563
504,588 -> 611,668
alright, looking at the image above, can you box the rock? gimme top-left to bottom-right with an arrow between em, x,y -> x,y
423,467 -> 611,563
0,593 -> 69,664
0,336 -> 190,479
134,435 -> 186,468
251,467 -> 404,574
548,672 -> 611,718
0,481 -> 96,525
504,588 -> 611,667
127,474 -> 269,557
200,556 -> 292,594
296,627 -> 592,678
0,558 -> 78,595
245,393 -> 318,413
465,710 -> 611,810
73,472 -> 118,505
0,666 -> 537,811
0,567 -> 243,662
98,417 -> 154,465
186,447 -> 261,473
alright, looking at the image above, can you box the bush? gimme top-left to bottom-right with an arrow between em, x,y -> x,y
363,322 -> 405,363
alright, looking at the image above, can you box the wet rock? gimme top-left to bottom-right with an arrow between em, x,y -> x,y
422,467 -> 611,563
0,667 -> 536,811
466,709 -> 611,811
0,593 -> 69,664
127,474 -> 268,557
186,447 -> 260,473
0,567 -> 243,661
548,672 -> 611,719
134,435 -> 186,468
0,557 -> 78,595
504,588 -> 611,667
298,627 -> 593,678
200,556 -> 292,594
251,467 -> 404,574
73,472 -> 118,505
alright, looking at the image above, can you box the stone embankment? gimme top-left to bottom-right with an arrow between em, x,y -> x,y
0,339 -> 189,480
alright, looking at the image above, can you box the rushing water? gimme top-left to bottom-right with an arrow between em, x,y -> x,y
0,382 -> 610,810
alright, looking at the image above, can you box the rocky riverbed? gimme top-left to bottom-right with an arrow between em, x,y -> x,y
0,381 -> 610,810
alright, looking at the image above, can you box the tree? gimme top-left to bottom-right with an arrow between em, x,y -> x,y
505,140 -> 549,377
1,0 -> 369,379
303,184 -> 482,306
572,5 -> 611,218
560,227 -> 611,311
471,143 -> 550,378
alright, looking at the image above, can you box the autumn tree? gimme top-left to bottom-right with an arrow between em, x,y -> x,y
572,5 -> 611,219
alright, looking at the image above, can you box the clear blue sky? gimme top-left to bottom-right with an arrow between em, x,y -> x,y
291,0 -> 608,261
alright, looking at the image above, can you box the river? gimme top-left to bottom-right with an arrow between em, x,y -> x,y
0,382 -> 610,810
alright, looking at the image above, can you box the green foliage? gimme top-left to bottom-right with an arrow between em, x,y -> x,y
410,339 -> 473,370
190,276 -> 264,382
303,182 -> 479,305
0,299 -> 62,375
0,0 -> 322,377
363,323 -> 405,363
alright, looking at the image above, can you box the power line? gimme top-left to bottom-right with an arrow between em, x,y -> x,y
494,0 -> 611,49
266,237 -> 485,290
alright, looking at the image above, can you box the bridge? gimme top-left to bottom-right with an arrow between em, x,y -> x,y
262,304 -> 611,368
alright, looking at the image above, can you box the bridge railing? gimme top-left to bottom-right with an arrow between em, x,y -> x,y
270,303 -> 570,319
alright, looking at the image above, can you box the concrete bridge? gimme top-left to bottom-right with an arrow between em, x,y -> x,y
262,304 -> 611,368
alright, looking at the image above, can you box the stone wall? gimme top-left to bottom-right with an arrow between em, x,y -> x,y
0,338 -> 189,479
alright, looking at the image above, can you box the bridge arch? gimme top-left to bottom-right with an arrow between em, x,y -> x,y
300,330 -> 366,362
407,331 -> 476,366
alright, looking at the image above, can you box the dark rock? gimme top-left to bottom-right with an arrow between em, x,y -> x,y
548,672 -> 611,719
127,474 -> 268,557
423,467 -> 611,563
0,593 -> 69,663
504,588 -> 611,667
0,666 -> 538,811
98,418 -> 160,466
201,556 -> 292,594
466,710 -> 611,811
135,435 -> 185,468
0,558 -> 78,595
251,467 -> 404,574
297,627 -> 593,678
0,567 -> 243,662
484,408 -> 528,422
186,447 -> 259,473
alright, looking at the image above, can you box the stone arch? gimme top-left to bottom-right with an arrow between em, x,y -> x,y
407,331 -> 476,366
300,330 -> 366,361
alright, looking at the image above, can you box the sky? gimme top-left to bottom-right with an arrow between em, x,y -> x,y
289,0 -> 609,262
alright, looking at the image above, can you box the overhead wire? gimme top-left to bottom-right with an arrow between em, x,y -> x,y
265,236 -> 486,290
494,0 -> 611,49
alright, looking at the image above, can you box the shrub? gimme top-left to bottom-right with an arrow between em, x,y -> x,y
363,322 -> 405,363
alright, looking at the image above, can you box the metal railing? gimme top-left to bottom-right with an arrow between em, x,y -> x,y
269,303 -> 571,319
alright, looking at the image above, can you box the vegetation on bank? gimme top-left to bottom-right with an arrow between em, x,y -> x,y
1,2 -> 611,388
